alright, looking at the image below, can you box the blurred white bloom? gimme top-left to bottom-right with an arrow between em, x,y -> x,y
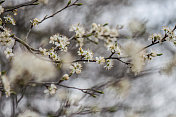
122,40 -> 145,74
9,52 -> 57,84
50,34 -> 70,52
49,51 -> 60,61
0,28 -> 14,46
49,34 -> 58,44
18,109 -> 39,117
39,0 -> 48,4
39,47 -> 48,55
104,59 -> 113,70
1,75 -> 10,97
0,5 -> 4,14
30,18 -> 40,26
4,15 -> 16,25
61,52 -> 73,70
90,23 -> 119,40
162,26 -> 175,41
106,41 -> 121,54
62,74 -> 69,80
162,55 -> 176,75
95,56 -> 105,64
70,24 -> 85,37
4,47 -> 14,58
78,48 -> 93,61
149,33 -> 162,43
70,62 -> 82,74
44,84 -> 57,95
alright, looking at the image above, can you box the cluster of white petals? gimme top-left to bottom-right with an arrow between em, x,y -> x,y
18,109 -> 39,117
70,62 -> 82,74
9,52 -> 57,84
4,15 -> 16,25
104,59 -> 113,70
44,84 -> 57,95
77,47 -> 93,61
0,5 -> 4,15
122,40 -> 145,74
70,24 -> 85,47
95,56 -> 105,64
30,18 -> 40,26
162,26 -> 175,41
4,47 -> 14,58
149,33 -> 162,43
0,28 -> 14,46
49,34 -> 70,52
1,75 -> 11,97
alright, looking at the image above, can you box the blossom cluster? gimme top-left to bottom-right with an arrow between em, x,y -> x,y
49,34 -> 70,52
77,47 -> 94,61
0,28 -> 14,59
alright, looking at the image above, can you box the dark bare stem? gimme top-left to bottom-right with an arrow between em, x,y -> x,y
38,0 -> 79,24
4,0 -> 39,12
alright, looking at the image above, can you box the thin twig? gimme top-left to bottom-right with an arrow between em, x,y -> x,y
4,0 -> 39,12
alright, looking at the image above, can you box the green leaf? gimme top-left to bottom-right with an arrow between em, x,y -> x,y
157,53 -> 163,56
103,23 -> 108,27
67,0 -> 71,6
75,3 -> 83,6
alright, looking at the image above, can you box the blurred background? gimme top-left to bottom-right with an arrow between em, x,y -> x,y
1,0 -> 176,117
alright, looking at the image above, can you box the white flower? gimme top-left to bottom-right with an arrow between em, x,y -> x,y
162,26 -> 175,40
44,84 -> 57,95
0,5 -> 4,15
62,74 -> 69,80
18,109 -> 40,117
104,59 -> 113,70
4,15 -> 16,25
38,0 -> 48,4
106,41 -> 121,54
0,28 -> 14,46
69,24 -> 85,37
50,34 -> 70,52
49,34 -> 58,44
1,75 -> 11,97
149,33 -> 162,42
96,56 -> 105,64
122,40 -> 145,74
77,48 -> 94,61
84,49 -> 94,61
70,62 -> 82,74
30,18 -> 40,26
4,47 -> 14,58
49,51 -> 60,61
39,47 -> 48,55
9,52 -> 57,83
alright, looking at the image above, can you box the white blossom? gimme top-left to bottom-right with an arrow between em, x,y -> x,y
44,84 -> 57,95
30,18 -> 40,26
9,52 -> 57,84
70,62 -> 82,74
18,109 -> 40,117
1,75 -> 11,97
4,47 -> 14,58
39,47 -> 48,55
70,24 -> 85,37
104,59 -> 113,70
96,56 -> 105,64
78,48 -> 93,61
62,74 -> 69,80
50,34 -> 70,52
122,40 -> 145,74
4,15 -> 16,25
0,5 -> 4,15
0,28 -> 14,46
